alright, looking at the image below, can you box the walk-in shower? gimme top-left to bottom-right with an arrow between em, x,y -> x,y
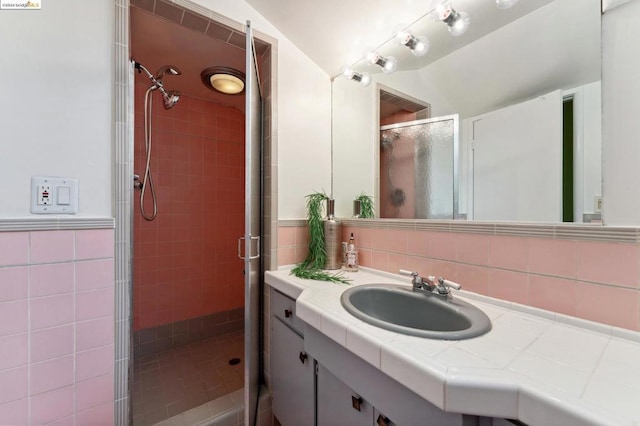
128,4 -> 258,423
133,61 -> 181,221
124,0 -> 276,422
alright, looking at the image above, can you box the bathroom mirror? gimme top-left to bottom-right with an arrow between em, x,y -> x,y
331,0 -> 601,223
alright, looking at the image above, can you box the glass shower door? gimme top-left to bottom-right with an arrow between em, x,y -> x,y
379,115 -> 459,219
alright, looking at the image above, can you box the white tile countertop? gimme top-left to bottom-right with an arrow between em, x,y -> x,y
265,267 -> 640,426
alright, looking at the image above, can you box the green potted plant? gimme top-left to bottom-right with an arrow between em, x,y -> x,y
355,193 -> 375,218
290,191 -> 350,284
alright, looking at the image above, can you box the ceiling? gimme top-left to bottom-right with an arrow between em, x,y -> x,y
244,0 -> 555,76
245,0 -> 600,119
130,0 -> 600,119
130,6 -> 247,110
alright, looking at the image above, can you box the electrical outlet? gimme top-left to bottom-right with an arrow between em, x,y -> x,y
37,184 -> 51,205
31,176 -> 79,214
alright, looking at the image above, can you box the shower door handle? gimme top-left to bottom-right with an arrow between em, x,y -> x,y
237,236 -> 260,260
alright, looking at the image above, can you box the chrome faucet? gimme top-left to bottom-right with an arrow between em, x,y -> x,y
404,270 -> 436,291
399,269 -> 462,299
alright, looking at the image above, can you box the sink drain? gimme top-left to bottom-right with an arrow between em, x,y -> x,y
228,358 -> 241,366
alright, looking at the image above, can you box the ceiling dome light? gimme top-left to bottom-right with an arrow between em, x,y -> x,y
366,52 -> 398,74
201,67 -> 246,95
397,31 -> 430,57
496,0 -> 520,9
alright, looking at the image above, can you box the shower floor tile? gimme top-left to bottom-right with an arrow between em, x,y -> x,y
132,330 -> 244,426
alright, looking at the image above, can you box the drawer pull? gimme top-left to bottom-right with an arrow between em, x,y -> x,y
299,351 -> 308,364
351,396 -> 363,412
284,309 -> 292,318
377,414 -> 391,425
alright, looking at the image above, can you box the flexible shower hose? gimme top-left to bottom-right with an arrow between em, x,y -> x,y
139,86 -> 158,221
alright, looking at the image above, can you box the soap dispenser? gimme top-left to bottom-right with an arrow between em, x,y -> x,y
323,199 -> 342,270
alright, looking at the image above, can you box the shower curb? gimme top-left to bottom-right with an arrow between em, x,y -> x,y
153,386 -> 272,426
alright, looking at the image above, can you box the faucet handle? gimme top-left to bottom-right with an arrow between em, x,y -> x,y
399,269 -> 425,289
399,269 -> 417,277
437,277 -> 462,291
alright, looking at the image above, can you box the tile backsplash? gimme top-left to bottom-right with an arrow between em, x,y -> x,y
0,229 -> 115,425
278,222 -> 640,331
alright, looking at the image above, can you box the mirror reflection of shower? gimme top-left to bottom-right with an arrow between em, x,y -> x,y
133,60 -> 182,221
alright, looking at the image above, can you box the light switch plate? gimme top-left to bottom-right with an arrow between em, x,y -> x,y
31,176 -> 79,214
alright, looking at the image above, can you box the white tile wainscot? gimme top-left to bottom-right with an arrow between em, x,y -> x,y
265,267 -> 640,426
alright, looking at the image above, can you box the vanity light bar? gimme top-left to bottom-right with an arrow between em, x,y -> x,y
338,0 -> 475,87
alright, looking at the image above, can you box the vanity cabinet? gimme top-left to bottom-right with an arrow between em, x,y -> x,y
306,325 -> 473,426
269,286 -> 480,426
316,362 -> 375,425
270,289 -> 315,425
317,362 -> 397,426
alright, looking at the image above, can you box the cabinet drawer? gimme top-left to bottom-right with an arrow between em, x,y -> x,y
317,363 -> 374,426
271,288 -> 304,335
272,317 -> 315,425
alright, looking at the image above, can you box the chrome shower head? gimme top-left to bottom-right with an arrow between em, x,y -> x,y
161,89 -> 180,110
155,65 -> 182,79
134,61 -> 181,109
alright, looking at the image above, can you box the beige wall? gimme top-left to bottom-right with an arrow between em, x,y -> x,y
0,0 -> 113,218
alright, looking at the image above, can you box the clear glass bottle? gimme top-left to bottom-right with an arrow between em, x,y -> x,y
345,233 -> 359,272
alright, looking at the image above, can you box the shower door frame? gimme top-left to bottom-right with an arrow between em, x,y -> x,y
243,21 -> 263,426
378,114 -> 460,220
113,1 -> 279,424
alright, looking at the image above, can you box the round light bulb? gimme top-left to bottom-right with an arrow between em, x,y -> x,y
411,35 -> 430,57
382,56 -> 398,74
359,72 -> 372,87
398,32 -> 430,57
340,66 -> 371,87
496,0 -> 520,9
448,11 -> 470,36
340,65 -> 354,79
367,52 -> 398,74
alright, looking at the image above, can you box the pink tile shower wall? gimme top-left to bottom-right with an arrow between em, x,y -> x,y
277,224 -> 640,331
0,229 -> 115,425
133,79 -> 245,331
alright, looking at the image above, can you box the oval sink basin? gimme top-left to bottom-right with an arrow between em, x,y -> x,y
341,284 -> 492,340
